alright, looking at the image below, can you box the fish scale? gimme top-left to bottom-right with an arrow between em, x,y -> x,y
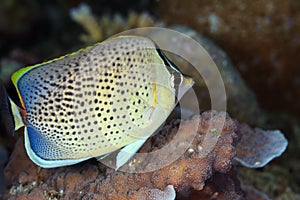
9,35 -> 194,168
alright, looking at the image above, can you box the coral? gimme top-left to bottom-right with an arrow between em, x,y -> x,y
177,170 -> 245,200
69,3 -> 103,43
70,3 -> 158,43
236,113 -> 299,199
234,125 -> 287,168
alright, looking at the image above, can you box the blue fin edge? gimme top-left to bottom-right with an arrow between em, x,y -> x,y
24,127 -> 90,168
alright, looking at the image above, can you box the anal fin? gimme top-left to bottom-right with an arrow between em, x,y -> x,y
116,137 -> 148,170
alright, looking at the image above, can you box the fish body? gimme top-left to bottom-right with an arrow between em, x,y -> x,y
10,35 -> 193,168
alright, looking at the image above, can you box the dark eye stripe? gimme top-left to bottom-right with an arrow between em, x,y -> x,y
155,48 -> 185,101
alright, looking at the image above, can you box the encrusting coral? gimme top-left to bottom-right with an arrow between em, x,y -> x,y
1,111 -> 286,199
